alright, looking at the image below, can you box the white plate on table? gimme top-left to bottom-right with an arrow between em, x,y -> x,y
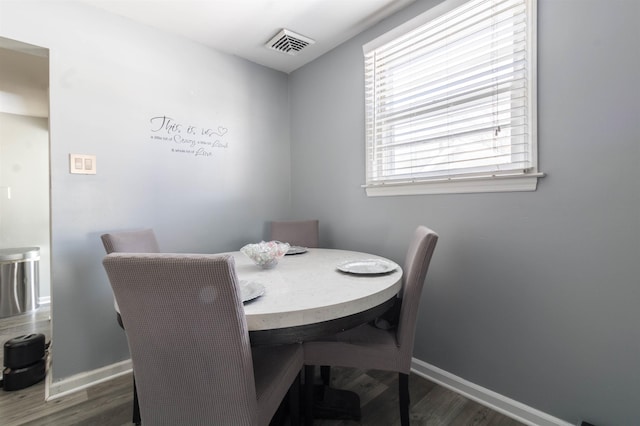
240,280 -> 265,303
286,246 -> 308,255
336,259 -> 398,275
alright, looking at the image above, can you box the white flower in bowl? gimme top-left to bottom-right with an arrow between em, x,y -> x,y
241,241 -> 290,269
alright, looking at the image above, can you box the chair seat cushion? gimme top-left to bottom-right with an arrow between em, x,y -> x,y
304,324 -> 408,373
252,343 -> 303,425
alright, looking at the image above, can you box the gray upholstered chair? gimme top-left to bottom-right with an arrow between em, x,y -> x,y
303,226 -> 438,426
101,228 -> 161,322
102,253 -> 304,426
101,228 -> 160,256
270,220 -> 319,248
100,228 -> 160,425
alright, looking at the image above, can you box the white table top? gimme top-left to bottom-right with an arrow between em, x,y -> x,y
231,248 -> 403,332
113,248 -> 403,341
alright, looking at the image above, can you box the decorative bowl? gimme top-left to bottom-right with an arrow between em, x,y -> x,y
241,241 -> 290,269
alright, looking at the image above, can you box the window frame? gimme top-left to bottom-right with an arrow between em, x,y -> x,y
362,0 -> 542,197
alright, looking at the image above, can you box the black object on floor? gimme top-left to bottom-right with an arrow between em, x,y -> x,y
3,359 -> 46,391
2,334 -> 47,391
4,333 -> 45,368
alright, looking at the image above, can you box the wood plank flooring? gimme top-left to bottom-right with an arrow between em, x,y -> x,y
1,307 -> 523,425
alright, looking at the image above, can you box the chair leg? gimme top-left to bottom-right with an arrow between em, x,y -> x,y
133,376 -> 141,425
304,365 -> 315,426
398,373 -> 410,426
320,366 -> 331,386
289,372 -> 302,425
119,319 -> 139,425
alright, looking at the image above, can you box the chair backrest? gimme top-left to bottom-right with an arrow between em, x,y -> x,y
269,219 -> 319,248
102,253 -> 258,425
100,228 -> 160,254
396,226 -> 439,356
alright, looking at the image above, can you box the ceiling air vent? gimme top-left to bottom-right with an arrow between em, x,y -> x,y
266,29 -> 315,56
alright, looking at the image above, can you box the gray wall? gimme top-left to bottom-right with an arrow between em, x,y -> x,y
289,0 -> 640,425
0,113 -> 50,300
0,1 -> 291,381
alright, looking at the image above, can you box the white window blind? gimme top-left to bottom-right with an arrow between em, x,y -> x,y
364,0 -> 539,194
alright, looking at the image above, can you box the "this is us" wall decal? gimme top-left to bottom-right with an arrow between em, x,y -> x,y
149,115 -> 229,157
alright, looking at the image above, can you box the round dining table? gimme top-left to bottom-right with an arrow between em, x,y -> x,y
228,248 -> 403,345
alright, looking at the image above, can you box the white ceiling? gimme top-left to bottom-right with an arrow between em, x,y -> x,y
78,0 -> 415,73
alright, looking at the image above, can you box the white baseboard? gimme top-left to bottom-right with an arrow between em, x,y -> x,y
411,358 -> 574,426
43,355 -> 572,425
46,359 -> 132,401
38,296 -> 50,305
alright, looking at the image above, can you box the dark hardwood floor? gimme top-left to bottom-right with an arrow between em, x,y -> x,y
311,368 -> 523,426
1,307 -> 523,425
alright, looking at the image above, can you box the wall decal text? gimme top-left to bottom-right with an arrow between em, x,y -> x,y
149,115 -> 229,157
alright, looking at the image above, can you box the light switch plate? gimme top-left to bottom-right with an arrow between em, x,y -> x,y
69,154 -> 96,174
0,186 -> 10,199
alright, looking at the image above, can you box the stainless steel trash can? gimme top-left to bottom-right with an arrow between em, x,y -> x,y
0,247 -> 40,318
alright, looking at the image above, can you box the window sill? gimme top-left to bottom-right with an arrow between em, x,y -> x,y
364,173 -> 545,197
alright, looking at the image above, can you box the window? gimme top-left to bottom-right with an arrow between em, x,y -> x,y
363,0 -> 542,196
